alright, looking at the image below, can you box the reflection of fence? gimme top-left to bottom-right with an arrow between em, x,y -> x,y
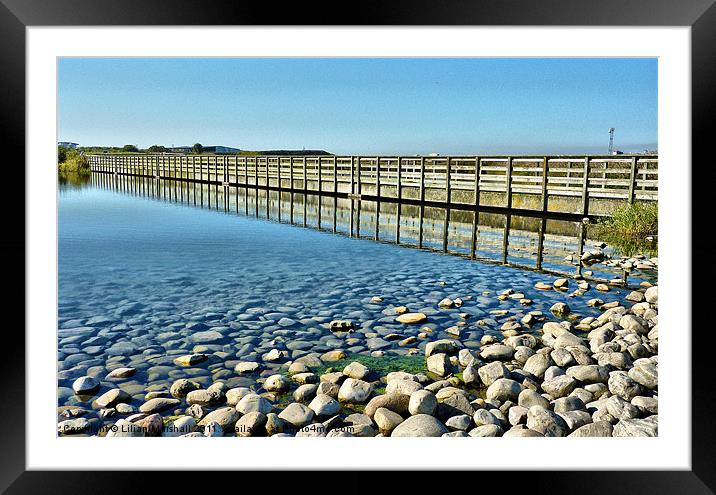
88,154 -> 657,216
90,172 -> 654,287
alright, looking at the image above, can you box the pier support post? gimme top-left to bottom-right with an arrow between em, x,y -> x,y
502,214 -> 511,264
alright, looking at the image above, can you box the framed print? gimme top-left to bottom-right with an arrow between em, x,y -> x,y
6,0 -> 713,492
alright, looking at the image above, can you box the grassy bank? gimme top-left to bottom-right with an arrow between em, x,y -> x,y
595,201 -> 658,256
58,147 -> 91,175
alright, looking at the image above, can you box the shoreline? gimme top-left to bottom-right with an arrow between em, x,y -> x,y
59,273 -> 658,438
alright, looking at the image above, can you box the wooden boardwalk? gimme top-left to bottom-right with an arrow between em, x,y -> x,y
88,154 -> 657,218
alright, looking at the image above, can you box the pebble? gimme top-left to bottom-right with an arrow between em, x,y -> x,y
72,376 -> 99,395
396,312 -> 428,324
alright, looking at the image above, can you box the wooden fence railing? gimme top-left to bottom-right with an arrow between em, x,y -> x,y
87,154 -> 658,215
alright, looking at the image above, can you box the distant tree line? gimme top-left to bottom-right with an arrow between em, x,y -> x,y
77,143 -> 332,156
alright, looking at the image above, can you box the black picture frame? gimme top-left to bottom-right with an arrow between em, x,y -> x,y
5,0 -> 710,492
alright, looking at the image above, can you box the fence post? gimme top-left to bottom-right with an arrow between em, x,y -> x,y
333,156 -> 338,193
505,157 -> 514,209
445,157 -> 451,204
474,156 -> 481,206
396,157 -> 402,200
289,156 -> 294,190
628,156 -> 638,204
581,156 -> 591,216
419,156 -> 426,202
376,156 -> 381,197
541,156 -> 549,212
350,156 -> 355,195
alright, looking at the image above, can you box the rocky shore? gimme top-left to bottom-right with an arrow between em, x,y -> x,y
58,272 -> 658,438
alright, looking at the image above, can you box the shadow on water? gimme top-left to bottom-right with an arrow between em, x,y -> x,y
86,172 -> 657,285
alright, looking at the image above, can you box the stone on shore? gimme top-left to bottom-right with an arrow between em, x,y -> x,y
105,367 -> 136,379
173,354 -> 207,366
139,397 -> 180,414
278,402 -> 315,428
396,312 -> 428,324
234,361 -> 262,374
343,361 -> 370,380
236,394 -> 273,415
374,407 -> 404,432
338,378 -> 373,403
486,378 -> 523,402
264,374 -> 290,392
568,421 -> 614,437
235,411 -> 266,437
198,407 -> 240,431
408,390 -> 438,416
72,376 -> 99,395
425,339 -> 460,357
613,416 -> 658,437
427,353 -> 452,377
308,394 -> 341,417
391,414 -> 449,437
95,388 -> 131,408
526,406 -> 568,437
170,378 -> 201,398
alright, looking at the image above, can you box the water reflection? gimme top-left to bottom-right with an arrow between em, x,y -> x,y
58,171 -> 92,190
86,173 -> 651,284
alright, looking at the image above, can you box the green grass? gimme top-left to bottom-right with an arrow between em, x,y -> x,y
58,148 -> 91,175
596,202 -> 658,256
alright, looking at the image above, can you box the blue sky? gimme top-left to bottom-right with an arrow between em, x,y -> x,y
58,58 -> 657,154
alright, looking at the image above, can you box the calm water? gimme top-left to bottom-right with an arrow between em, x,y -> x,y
58,174 -> 654,428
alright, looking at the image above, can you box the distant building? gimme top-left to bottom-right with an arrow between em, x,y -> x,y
58,141 -> 79,149
168,145 -> 240,154
203,146 -> 241,154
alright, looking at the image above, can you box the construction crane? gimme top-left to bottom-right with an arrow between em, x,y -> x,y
608,127 -> 615,155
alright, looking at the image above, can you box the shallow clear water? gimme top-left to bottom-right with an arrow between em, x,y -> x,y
58,175 -> 651,430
